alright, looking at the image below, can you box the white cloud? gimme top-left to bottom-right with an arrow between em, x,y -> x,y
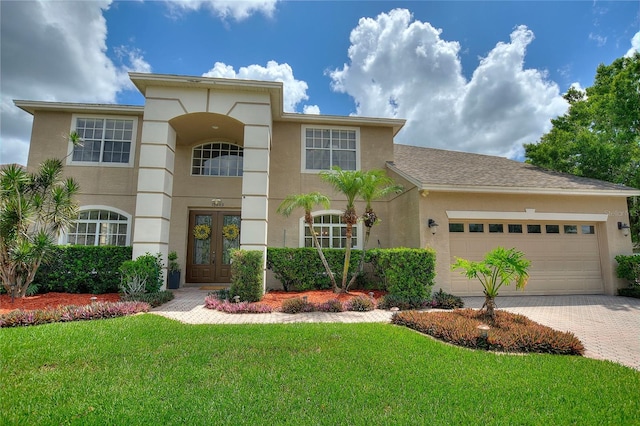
303,105 -> 321,115
165,0 -> 278,21
0,0 -> 151,165
588,32 -> 607,47
329,9 -> 568,158
626,31 -> 640,57
203,61 -> 312,112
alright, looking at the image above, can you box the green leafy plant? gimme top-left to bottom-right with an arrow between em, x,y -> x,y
119,253 -> 164,295
276,192 -> 338,291
0,159 -> 79,299
121,290 -> 174,308
33,246 -> 132,294
431,289 -> 464,309
367,247 -> 436,301
168,251 -> 180,274
377,294 -> 431,310
451,247 -> 530,319
615,254 -> 640,286
229,249 -> 264,302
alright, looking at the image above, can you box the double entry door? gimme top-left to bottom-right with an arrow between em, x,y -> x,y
187,210 -> 241,283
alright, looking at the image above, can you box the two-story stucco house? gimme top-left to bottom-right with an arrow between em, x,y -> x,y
14,72 -> 640,296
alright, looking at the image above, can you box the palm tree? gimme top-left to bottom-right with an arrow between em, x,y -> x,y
346,170 -> 403,289
451,247 -> 530,319
1,159 -> 79,299
276,192 -> 338,291
319,167 -> 366,292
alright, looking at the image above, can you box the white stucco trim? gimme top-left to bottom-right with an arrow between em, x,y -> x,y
446,209 -> 609,222
298,209 -> 363,249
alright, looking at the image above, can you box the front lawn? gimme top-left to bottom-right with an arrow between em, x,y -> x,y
1,314 -> 639,425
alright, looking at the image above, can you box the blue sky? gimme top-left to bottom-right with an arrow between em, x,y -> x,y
2,0 -> 639,165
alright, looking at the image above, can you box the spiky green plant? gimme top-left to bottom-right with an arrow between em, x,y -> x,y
451,247 -> 530,319
0,159 -> 79,299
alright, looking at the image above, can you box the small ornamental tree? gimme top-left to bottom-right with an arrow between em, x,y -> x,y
451,247 -> 530,319
0,159 -> 79,299
276,192 -> 338,291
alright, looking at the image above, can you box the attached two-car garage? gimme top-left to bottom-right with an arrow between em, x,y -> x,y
448,216 -> 604,296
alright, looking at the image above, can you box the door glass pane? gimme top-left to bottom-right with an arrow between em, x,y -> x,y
222,215 -> 241,264
194,215 -> 212,265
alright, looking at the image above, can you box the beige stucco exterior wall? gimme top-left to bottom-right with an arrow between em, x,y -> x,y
419,191 -> 634,295
26,110 -> 141,238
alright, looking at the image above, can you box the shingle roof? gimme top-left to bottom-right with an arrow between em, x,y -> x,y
389,144 -> 639,193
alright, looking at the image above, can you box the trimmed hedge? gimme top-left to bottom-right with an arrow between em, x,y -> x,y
229,250 -> 264,303
367,247 -> 436,300
615,254 -> 640,286
266,248 -> 364,291
33,246 -> 133,294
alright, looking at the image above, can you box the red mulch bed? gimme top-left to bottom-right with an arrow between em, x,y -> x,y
0,292 -> 121,315
259,289 -> 386,309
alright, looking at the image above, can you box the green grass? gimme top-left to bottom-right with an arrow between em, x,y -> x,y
1,314 -> 639,425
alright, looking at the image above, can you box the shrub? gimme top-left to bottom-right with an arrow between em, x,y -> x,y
280,297 -> 316,314
266,248 -> 364,291
229,250 -> 264,303
367,248 -> 435,300
204,295 -> 272,313
431,289 -> 464,309
121,290 -> 174,308
316,299 -> 345,312
615,254 -> 640,286
344,296 -> 375,312
618,287 -> 640,299
32,246 -> 132,294
119,253 -> 163,294
377,294 -> 431,310
392,309 -> 584,355
0,301 -> 150,327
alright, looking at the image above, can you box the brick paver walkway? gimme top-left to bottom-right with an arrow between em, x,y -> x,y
152,288 -> 640,371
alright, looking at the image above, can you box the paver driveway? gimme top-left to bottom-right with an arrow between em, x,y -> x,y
152,289 -> 640,371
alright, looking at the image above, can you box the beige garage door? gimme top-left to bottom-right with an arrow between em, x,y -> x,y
449,222 -> 603,296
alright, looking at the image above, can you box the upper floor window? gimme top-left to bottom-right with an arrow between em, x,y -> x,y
71,117 -> 135,166
192,142 -> 243,176
303,126 -> 359,171
300,211 -> 360,249
65,208 -> 130,246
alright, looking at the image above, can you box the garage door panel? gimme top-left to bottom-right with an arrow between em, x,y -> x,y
449,221 -> 603,296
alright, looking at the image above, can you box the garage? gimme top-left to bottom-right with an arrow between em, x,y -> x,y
449,220 -> 604,296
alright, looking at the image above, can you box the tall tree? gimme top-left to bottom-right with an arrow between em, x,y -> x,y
319,167 -> 366,292
347,170 -> 403,289
524,53 -> 640,242
0,159 -> 79,299
276,192 -> 338,291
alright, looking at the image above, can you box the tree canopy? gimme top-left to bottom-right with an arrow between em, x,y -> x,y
524,53 -> 640,241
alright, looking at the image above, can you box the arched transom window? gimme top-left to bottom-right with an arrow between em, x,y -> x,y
301,212 -> 360,249
192,142 -> 243,176
66,209 -> 129,246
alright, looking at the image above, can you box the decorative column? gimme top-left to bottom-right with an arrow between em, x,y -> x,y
240,125 -> 271,290
132,121 -> 176,288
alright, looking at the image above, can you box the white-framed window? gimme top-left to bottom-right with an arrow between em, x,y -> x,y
302,125 -> 360,172
191,142 -> 243,176
69,115 -> 137,167
63,206 -> 131,246
299,210 -> 362,249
